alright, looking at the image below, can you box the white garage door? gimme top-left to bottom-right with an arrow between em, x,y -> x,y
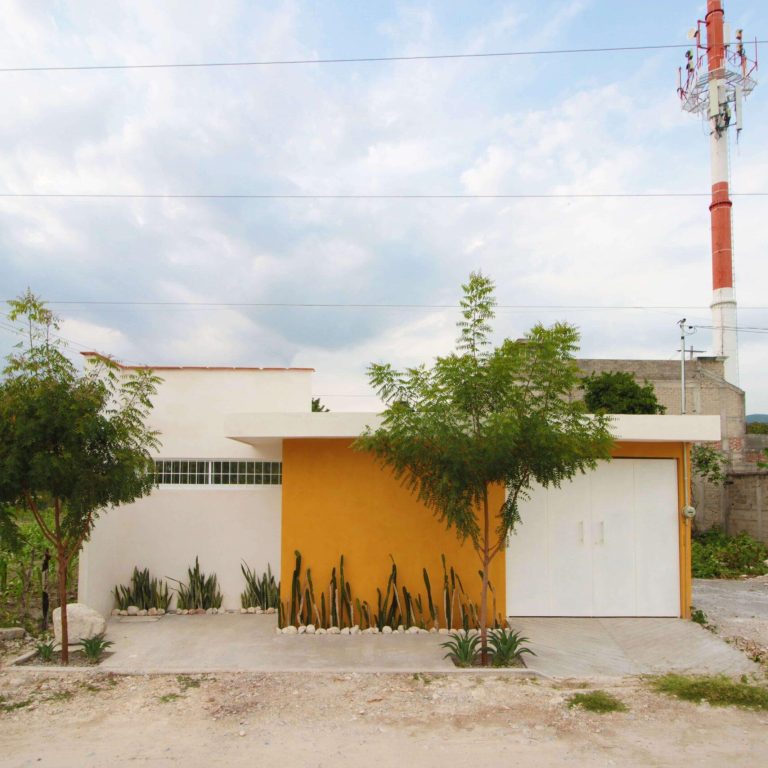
506,459 -> 680,617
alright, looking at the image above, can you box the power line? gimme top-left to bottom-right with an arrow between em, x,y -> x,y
1,192 -> 767,200
34,300 -> 768,310
3,41 -> 766,74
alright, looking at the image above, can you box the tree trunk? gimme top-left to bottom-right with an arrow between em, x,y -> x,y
57,549 -> 69,665
480,490 -> 490,666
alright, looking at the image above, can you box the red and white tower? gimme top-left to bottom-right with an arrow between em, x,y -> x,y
678,0 -> 758,385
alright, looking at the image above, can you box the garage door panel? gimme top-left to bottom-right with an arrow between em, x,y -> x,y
548,472 -> 593,616
591,461 -> 637,616
505,484 -> 549,615
634,459 -> 680,616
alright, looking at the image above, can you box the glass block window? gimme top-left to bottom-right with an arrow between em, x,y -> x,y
153,460 -> 282,486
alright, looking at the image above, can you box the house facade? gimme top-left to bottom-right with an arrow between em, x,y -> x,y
78,357 -> 720,621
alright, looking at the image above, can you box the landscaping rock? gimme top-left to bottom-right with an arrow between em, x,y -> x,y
53,603 -> 106,643
282,626 -> 298,635
157,609 -> 165,615
137,609 -> 148,617
127,606 -> 139,616
275,627 -> 282,635
340,627 -> 350,635
118,610 -> 128,616
147,607 -> 158,616
206,608 -> 215,615
382,626 -> 393,634
240,608 -> 247,614
256,607 -> 264,614
266,607 -> 276,614
247,607 -> 256,614
181,609 -> 189,615
298,626 -> 306,634
429,628 -> 437,633
306,624 -> 316,634
328,626 -> 341,635
407,626 -> 420,634
350,626 -> 360,635
316,628 -> 327,635
397,625 -> 405,633
0,627 -> 24,641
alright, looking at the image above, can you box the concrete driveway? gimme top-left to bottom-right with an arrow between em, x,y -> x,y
84,612 -> 757,678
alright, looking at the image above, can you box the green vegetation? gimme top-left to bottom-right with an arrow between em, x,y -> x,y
487,628 -> 535,667
652,674 -> 768,710
171,557 -> 223,610
356,273 -> 614,663
692,527 -> 768,578
78,634 -> 114,663
567,690 -> 628,713
176,675 -> 202,692
0,291 -> 160,663
746,422 -> 768,435
441,630 -> 481,668
280,550 -> 503,631
311,397 -> 329,412
691,444 -> 729,486
0,697 -> 33,713
158,692 -> 182,704
240,562 -> 280,610
690,607 -> 710,627
113,567 -> 170,611
36,638 -> 57,662
581,370 -> 666,415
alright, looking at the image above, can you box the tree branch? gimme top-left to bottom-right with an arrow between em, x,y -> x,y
24,491 -> 56,545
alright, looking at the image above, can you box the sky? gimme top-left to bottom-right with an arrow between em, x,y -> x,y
0,0 -> 766,413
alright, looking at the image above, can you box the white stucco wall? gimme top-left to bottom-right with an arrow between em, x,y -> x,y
78,365 -> 309,616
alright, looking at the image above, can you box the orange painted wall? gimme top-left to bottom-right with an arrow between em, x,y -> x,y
281,438 -> 506,626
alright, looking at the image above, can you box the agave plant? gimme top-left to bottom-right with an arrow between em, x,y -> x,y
79,634 -> 114,663
440,630 -> 481,668
487,628 -> 536,668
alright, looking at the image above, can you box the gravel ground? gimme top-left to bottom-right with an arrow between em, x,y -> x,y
693,576 -> 768,666
1,670 -> 767,767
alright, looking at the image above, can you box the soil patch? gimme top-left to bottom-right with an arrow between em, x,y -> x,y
16,650 -> 113,668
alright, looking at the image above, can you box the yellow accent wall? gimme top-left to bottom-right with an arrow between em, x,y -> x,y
281,438 -> 691,622
281,438 -> 506,627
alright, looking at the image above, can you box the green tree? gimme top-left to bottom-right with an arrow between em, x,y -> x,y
746,422 -> 768,435
311,397 -> 329,412
582,370 -> 666,415
0,291 -> 160,662
356,273 -> 614,664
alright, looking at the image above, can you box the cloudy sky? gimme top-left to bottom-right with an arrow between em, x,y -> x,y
1,0 -> 766,413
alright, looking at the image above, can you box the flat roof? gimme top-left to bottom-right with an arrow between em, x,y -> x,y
225,412 -> 721,443
80,351 -> 314,372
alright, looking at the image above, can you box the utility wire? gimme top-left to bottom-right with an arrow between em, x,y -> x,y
1,192 -> 767,200
1,41 -> 766,73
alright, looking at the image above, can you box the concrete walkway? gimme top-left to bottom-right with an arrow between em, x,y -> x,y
83,613 -> 758,678
510,617 -> 757,678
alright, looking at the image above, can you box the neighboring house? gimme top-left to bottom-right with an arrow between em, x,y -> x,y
78,355 -> 719,621
578,358 -> 768,542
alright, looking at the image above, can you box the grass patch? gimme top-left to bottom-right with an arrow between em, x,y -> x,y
692,527 -> 768,579
0,698 -> 33,713
566,690 -> 628,713
158,692 -> 183,704
652,674 -> 768,710
176,674 -> 201,692
46,690 -> 74,703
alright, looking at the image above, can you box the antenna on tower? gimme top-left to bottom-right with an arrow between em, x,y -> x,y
676,1 -> 758,387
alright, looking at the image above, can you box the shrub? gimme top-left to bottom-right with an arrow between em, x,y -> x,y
171,557 -> 223,610
692,527 -> 768,579
79,634 -> 114,663
440,630 -> 481,667
487,628 -> 535,667
652,674 -> 768,710
36,638 -> 57,662
113,567 -> 170,611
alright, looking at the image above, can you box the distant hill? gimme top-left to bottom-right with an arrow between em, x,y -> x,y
747,414 -> 768,423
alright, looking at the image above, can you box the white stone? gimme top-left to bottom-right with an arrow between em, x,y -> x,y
306,624 -> 316,634
340,627 -> 350,635
127,605 -> 139,616
181,609 -> 189,615
157,609 -> 165,615
328,626 -> 340,635
247,607 -> 256,614
148,607 -> 158,616
256,607 -> 264,614
370,627 -> 380,634
382,626 -> 393,634
438,628 -> 449,635
298,625 -> 306,634
53,603 -> 106,644
206,608 -> 215,615
429,628 -> 437,633
407,626 -> 419,634
240,608 -> 248,614
397,625 -> 405,633
282,625 -> 298,635
275,627 -> 282,635
316,628 -> 327,635
137,609 -> 148,617
266,607 -> 276,614
111,608 -> 120,616
350,626 -> 361,635
118,610 -> 128,616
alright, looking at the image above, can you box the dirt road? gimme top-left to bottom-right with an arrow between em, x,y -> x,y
2,671 -> 766,767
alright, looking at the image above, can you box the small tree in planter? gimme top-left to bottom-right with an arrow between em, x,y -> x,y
357,273 -> 614,664
0,291 -> 160,663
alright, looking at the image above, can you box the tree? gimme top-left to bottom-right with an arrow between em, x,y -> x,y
311,397 -> 329,412
356,273 -> 614,664
0,291 -> 160,663
582,370 -> 666,415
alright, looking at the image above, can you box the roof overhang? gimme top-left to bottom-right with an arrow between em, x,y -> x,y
225,412 -> 721,445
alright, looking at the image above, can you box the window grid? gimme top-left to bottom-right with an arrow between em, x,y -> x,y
154,459 -> 282,486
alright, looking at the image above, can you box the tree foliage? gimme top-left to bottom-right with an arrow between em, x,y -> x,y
582,370 -> 666,415
691,444 -> 729,486
356,273 -> 615,662
0,291 -> 161,661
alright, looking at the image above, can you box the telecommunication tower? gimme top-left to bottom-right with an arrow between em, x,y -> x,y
677,0 -> 758,386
